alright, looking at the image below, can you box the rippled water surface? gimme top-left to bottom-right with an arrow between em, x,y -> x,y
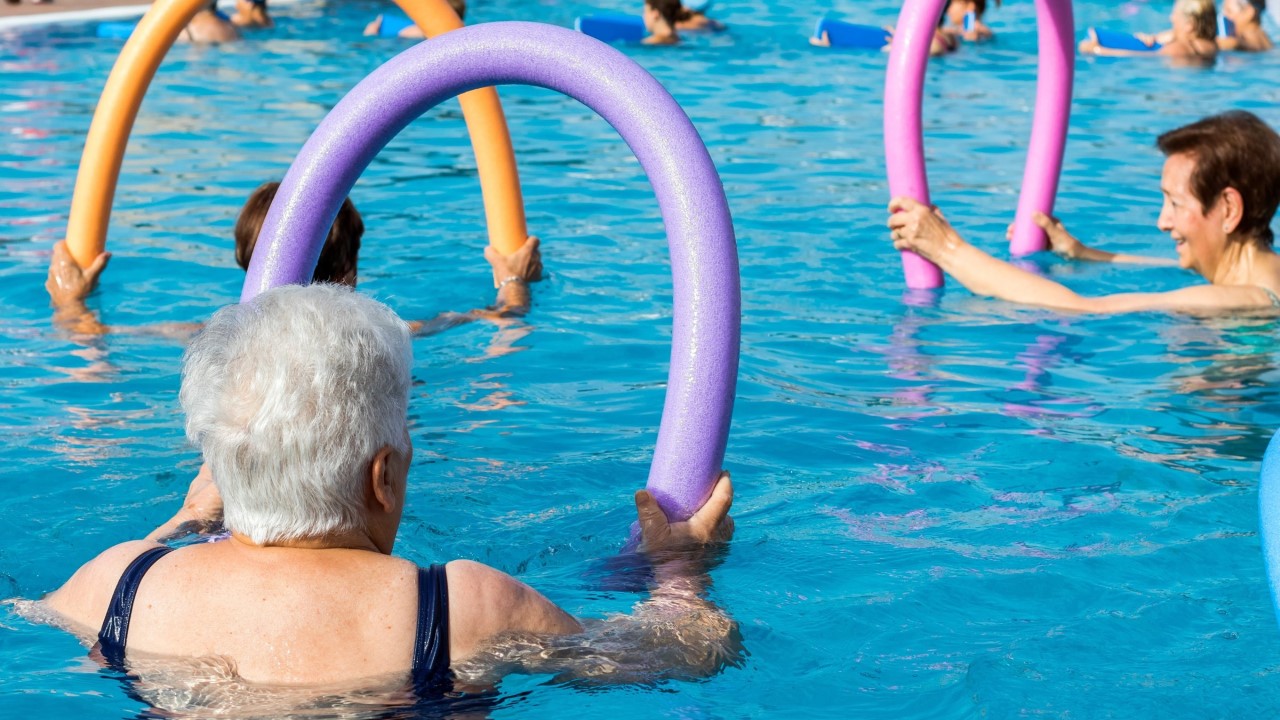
4,0 -> 1280,716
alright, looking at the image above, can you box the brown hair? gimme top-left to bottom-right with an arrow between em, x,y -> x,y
447,0 -> 466,21
1157,111 -> 1280,247
234,181 -> 364,282
1175,0 -> 1218,41
646,0 -> 682,28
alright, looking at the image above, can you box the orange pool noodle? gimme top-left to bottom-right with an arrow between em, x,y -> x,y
63,0 -> 527,269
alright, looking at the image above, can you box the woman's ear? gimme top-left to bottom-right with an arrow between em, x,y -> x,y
1219,186 -> 1245,235
367,445 -> 398,513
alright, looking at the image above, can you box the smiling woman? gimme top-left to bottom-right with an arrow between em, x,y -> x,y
887,110 -> 1280,314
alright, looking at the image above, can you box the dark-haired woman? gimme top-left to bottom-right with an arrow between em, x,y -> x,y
642,0 -> 682,45
1219,0 -> 1274,52
181,0 -> 241,43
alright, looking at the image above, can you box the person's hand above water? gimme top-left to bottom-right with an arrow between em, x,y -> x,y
46,240 -> 110,307
485,235 -> 543,286
887,197 -> 966,263
1004,212 -> 1088,259
484,236 -> 542,316
635,471 -> 734,553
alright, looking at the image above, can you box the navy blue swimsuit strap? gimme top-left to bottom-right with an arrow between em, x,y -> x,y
97,546 -> 174,671
412,564 -> 452,694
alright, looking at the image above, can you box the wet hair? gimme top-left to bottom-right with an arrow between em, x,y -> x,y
234,181 -> 363,283
645,0 -> 682,28
943,0 -> 988,17
1157,111 -> 1280,247
1245,0 -> 1267,13
1175,0 -> 1218,41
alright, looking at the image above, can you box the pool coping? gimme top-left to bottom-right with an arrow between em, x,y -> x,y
0,0 -> 305,30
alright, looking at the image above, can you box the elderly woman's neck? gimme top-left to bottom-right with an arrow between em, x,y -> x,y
1210,235 -> 1273,284
229,530 -> 388,554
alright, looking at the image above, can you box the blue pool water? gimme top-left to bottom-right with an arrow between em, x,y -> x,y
4,0 -> 1280,715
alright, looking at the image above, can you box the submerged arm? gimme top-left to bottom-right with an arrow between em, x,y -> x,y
405,236 -> 543,338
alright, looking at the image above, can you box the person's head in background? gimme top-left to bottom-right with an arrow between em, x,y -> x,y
232,0 -> 273,28
944,0 -> 987,27
1172,0 -> 1218,41
234,182 -> 363,286
1223,0 -> 1266,26
643,0 -> 682,43
446,0 -> 466,20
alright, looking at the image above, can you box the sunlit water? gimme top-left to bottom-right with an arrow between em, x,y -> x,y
3,0 -> 1280,716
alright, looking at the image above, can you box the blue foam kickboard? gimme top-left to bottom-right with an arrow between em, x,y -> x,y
813,17 -> 890,49
575,13 -> 646,43
1218,15 -> 1236,38
1260,429 -> 1280,630
96,21 -> 137,39
1089,28 -> 1161,52
376,12 -> 415,37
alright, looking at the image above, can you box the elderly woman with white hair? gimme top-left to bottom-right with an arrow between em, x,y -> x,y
42,284 -> 735,699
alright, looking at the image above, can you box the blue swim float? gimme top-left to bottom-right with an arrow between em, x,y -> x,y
1260,429 -> 1280,630
374,11 -> 416,37
812,17 -> 890,50
1087,28 -> 1161,52
96,21 -> 138,39
574,13 -> 646,43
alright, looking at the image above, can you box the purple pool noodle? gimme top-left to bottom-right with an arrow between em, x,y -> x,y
242,22 -> 741,523
1009,0 -> 1074,257
884,0 -> 949,290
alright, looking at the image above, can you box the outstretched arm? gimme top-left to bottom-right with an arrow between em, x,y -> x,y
406,236 -> 543,337
144,464 -> 225,542
889,197 -> 1275,314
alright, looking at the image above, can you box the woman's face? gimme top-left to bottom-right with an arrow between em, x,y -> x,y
946,1 -> 973,26
642,3 -> 659,31
1223,0 -> 1255,22
1157,153 -> 1229,276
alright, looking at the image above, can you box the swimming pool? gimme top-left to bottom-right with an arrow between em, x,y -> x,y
3,0 -> 1280,715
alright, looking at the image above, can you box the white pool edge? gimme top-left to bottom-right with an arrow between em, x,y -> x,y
0,0 -> 307,31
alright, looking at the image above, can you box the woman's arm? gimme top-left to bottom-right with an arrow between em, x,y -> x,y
144,465 -> 224,542
405,236 -> 543,337
888,197 -> 1274,314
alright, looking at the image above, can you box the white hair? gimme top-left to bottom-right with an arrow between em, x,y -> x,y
181,284 -> 412,544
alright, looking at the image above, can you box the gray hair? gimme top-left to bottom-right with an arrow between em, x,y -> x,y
181,284 -> 412,544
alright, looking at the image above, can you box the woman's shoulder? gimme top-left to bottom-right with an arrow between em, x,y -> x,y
43,540 -> 166,633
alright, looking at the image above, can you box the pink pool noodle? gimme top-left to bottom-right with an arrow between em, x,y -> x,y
241,22 -> 741,525
1010,0 -> 1075,257
884,0 -> 949,290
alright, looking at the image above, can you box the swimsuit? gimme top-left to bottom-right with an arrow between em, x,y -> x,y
96,547 -> 452,695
